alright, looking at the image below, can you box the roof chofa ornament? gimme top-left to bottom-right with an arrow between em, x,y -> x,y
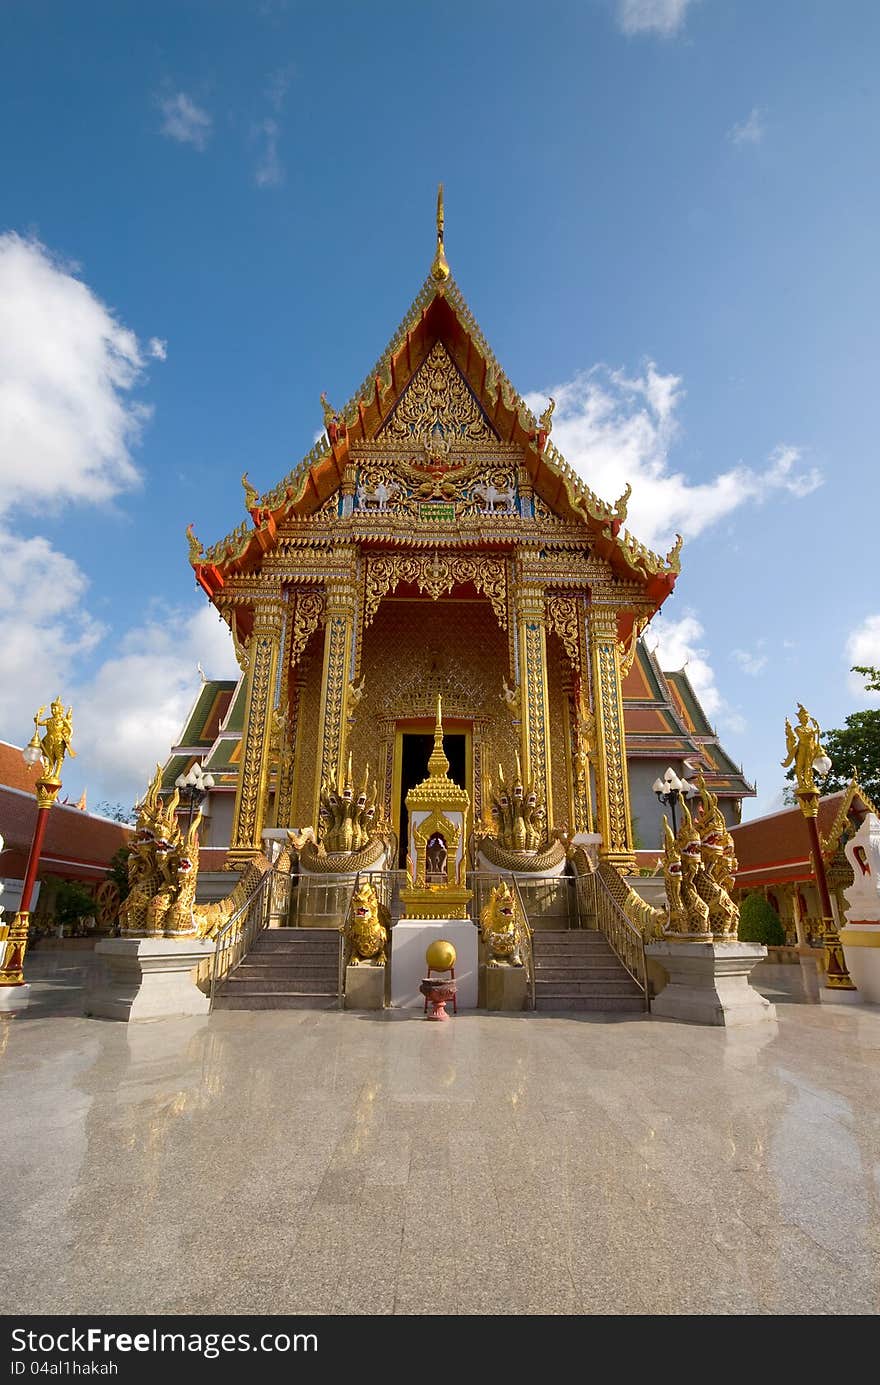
431,183 -> 450,284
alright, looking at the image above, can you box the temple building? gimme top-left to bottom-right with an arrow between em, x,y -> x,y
171,192 -> 752,888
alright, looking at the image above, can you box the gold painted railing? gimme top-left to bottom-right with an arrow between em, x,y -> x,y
576,870 -> 649,1010
208,869 -> 276,1011
509,873 -> 536,1010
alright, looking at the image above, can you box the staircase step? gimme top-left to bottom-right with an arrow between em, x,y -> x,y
534,964 -> 632,981
534,994 -> 645,1013
236,960 -> 338,976
232,963 -> 339,986
213,992 -> 339,1011
535,977 -> 641,997
249,943 -> 338,959
224,976 -> 337,995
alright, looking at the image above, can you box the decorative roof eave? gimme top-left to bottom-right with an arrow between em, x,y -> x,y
821,776 -> 878,856
188,271 -> 681,604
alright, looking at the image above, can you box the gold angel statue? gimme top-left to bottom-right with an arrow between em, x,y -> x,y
782,702 -> 826,793
32,699 -> 76,780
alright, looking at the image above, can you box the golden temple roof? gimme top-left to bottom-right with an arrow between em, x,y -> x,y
189,193 -> 682,605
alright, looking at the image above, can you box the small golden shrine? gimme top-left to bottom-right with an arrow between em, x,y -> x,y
400,697 -> 472,919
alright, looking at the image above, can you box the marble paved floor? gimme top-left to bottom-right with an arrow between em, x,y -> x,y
2,956 -> 879,1316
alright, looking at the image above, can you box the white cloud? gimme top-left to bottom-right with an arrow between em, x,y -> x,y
157,91 -> 212,150
525,365 -> 822,553
254,118 -> 283,188
731,647 -> 768,677
646,611 -> 746,733
0,529 -> 105,736
148,337 -> 167,360
0,233 -> 147,516
729,107 -> 765,147
617,0 -> 696,36
846,614 -> 880,701
70,606 -> 240,805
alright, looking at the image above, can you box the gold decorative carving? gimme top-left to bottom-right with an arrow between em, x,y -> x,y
546,594 -> 580,670
618,616 -> 649,678
520,617 -> 551,823
381,341 -> 495,443
289,589 -> 326,667
363,552 -> 507,630
590,611 -> 634,868
317,613 -> 351,813
229,613 -> 281,860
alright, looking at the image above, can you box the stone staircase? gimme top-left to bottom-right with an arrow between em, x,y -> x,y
212,928 -> 340,1010
532,930 -> 646,1013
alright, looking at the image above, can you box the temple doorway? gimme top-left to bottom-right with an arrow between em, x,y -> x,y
397,732 -> 466,868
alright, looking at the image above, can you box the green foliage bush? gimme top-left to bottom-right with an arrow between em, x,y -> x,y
52,879 -> 97,932
738,892 -> 785,946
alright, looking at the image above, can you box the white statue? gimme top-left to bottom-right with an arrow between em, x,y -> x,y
844,813 -> 880,922
356,479 -> 401,512
472,482 -> 516,514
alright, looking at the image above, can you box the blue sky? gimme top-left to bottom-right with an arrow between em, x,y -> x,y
0,0 -> 878,814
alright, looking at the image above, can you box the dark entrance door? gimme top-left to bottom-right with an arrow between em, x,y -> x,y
398,732 -> 466,869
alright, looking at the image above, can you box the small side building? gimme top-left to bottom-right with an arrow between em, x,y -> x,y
0,741 -> 133,927
730,779 -> 876,944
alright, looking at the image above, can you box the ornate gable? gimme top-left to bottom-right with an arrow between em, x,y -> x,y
380,341 -> 497,444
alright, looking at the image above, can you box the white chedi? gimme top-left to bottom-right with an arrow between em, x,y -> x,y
843,813 -> 880,923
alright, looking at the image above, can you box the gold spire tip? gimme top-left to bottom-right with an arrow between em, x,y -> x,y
428,694 -> 450,778
431,182 -> 450,283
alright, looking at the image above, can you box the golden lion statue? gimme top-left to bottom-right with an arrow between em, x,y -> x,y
479,882 -> 523,967
346,882 -> 389,966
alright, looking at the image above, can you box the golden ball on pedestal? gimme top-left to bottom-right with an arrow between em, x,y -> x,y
425,939 -> 456,972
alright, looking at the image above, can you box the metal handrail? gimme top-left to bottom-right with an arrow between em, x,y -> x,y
337,871 -> 362,1009
579,871 -> 649,1010
508,872 -> 536,1010
208,869 -> 275,1011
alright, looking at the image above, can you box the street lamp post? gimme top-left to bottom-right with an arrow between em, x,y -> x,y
174,763 -> 214,834
0,700 -> 76,1009
652,766 -> 698,837
783,702 -> 855,991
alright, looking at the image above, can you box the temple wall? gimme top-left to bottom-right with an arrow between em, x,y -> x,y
348,595 -> 511,807
291,631 -> 328,826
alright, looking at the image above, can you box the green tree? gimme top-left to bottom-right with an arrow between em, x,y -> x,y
783,666 -> 880,805
94,800 -> 136,824
106,846 -> 132,903
51,879 -> 98,934
738,892 -> 786,946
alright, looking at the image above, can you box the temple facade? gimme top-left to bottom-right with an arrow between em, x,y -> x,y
175,194 -> 752,883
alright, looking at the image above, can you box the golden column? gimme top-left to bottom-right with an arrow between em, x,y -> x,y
515,582 -> 553,829
783,702 -> 855,991
589,604 -> 636,872
228,600 -> 283,866
0,700 -> 76,1005
313,569 -> 358,823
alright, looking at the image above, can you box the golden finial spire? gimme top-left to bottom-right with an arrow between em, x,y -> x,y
428,694 -> 450,778
431,183 -> 450,283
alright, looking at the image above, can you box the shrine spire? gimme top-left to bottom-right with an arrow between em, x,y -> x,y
431,183 -> 450,283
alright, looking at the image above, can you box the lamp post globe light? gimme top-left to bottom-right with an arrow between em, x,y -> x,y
0,699 -> 76,1010
652,766 -> 698,836
175,763 -> 215,832
782,702 -> 854,991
